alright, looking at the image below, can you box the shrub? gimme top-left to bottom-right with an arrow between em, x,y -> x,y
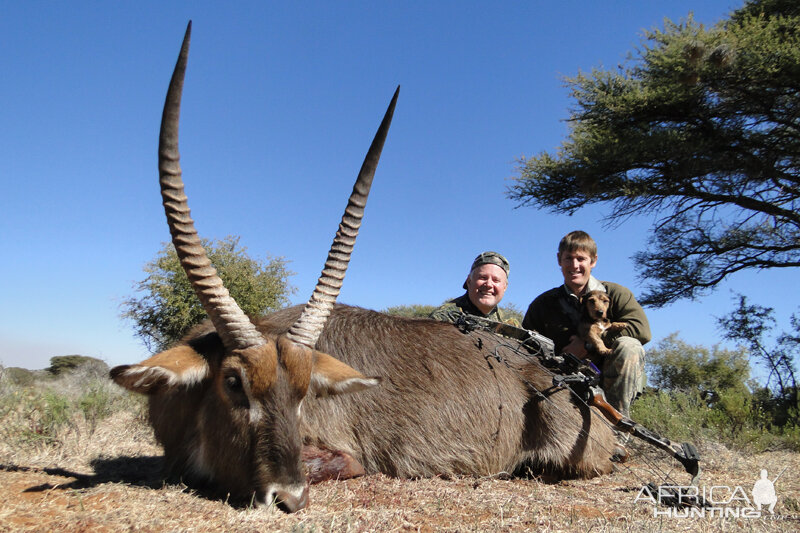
48,355 -> 109,378
0,360 -> 146,449
121,236 -> 295,352
78,384 -> 115,434
632,386 -> 800,453
2,367 -> 37,387
17,390 -> 73,445
631,388 -> 712,443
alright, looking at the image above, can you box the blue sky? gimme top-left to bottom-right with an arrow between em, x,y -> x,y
2,1 -> 794,374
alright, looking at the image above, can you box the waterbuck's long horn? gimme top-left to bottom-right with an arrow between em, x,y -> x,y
286,87 -> 399,349
158,21 -> 264,352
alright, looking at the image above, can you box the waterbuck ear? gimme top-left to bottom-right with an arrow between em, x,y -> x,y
310,351 -> 381,397
110,345 -> 210,394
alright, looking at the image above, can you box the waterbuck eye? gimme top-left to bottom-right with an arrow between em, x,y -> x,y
225,373 -> 243,392
221,370 -> 250,408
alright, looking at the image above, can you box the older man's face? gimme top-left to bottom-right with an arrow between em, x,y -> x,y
466,263 -> 508,314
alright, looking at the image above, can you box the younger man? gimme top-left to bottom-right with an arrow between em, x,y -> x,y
522,231 -> 650,417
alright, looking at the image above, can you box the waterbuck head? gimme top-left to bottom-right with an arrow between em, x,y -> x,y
111,22 -> 397,512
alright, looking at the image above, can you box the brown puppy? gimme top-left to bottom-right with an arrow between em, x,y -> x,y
578,290 -> 628,358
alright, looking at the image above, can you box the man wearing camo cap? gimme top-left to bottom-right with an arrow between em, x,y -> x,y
430,251 -> 518,325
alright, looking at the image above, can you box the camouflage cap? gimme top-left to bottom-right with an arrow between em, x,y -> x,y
463,251 -> 510,289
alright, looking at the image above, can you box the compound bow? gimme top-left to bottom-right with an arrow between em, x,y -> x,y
444,310 -> 701,486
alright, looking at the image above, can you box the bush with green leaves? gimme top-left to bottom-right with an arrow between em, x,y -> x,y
121,235 -> 295,352
631,389 -> 712,444
2,366 -> 37,387
637,333 -> 799,451
647,333 -> 752,406
48,355 -> 109,379
0,359 -> 145,447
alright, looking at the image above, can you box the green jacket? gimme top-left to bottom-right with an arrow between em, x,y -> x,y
521,277 -> 651,354
430,293 -> 519,326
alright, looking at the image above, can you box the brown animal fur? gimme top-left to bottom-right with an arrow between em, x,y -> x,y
114,304 -> 617,501
111,334 -> 338,510
578,291 -> 628,358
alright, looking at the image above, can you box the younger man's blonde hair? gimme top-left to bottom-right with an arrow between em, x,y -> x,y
557,231 -> 597,260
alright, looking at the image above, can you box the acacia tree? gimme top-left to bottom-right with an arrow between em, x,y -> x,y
508,0 -> 800,307
121,235 -> 294,352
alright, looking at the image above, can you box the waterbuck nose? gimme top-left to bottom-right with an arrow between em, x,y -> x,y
272,484 -> 309,513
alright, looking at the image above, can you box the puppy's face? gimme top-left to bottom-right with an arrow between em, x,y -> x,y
583,291 -> 610,321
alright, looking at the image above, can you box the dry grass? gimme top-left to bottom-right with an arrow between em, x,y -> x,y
0,381 -> 798,532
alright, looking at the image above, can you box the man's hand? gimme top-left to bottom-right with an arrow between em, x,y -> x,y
563,335 -> 589,359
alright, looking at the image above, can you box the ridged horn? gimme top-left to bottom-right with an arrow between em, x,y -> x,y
158,21 -> 264,352
286,87 -> 399,348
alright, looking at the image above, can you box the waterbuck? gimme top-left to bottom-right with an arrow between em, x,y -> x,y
111,23 -> 618,513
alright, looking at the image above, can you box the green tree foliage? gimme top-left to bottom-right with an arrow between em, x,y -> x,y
508,0 -> 800,307
121,236 -> 294,352
647,333 -> 751,406
47,355 -> 108,378
636,330 -> 799,449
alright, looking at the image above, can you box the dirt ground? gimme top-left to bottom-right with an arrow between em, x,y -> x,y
0,410 -> 798,532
